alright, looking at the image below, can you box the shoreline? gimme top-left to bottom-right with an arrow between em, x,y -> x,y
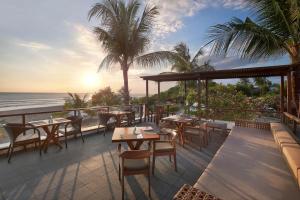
0,105 -> 64,116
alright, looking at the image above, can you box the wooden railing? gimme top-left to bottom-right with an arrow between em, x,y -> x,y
0,104 -> 145,130
282,112 -> 300,133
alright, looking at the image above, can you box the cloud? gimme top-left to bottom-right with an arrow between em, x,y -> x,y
147,0 -> 247,37
16,41 -> 52,51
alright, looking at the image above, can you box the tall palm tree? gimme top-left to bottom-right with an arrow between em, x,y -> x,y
171,42 -> 215,72
88,0 -> 177,105
207,0 -> 300,63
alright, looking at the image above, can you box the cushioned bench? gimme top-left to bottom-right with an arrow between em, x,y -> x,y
194,126 -> 300,200
270,123 -> 300,189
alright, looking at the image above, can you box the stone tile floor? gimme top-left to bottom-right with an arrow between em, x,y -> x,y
0,123 -> 226,200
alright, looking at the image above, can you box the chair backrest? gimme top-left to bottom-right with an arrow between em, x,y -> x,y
170,130 -> 178,143
120,150 -> 151,160
3,123 -> 27,143
98,112 -> 111,126
67,116 -> 83,131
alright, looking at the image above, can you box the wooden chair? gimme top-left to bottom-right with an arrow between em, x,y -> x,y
159,120 -> 177,140
98,112 -> 114,134
58,116 -> 84,148
3,123 -> 42,163
152,130 -> 177,175
119,150 -> 151,200
184,122 -> 208,150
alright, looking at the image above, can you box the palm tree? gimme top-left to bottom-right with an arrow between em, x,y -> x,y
171,42 -> 214,73
207,0 -> 300,63
88,0 -> 177,105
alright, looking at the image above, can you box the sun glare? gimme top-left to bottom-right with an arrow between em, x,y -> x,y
83,73 -> 100,90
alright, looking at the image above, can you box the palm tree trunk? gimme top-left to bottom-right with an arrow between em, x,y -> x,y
122,68 -> 130,105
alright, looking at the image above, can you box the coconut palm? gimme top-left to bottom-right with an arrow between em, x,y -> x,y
171,42 -> 215,73
88,0 -> 177,105
207,0 -> 300,63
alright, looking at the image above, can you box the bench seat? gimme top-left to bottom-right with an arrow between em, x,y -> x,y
282,144 -> 300,187
194,126 -> 300,200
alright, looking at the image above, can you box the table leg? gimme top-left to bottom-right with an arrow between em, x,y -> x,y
42,125 -> 63,153
175,123 -> 184,146
126,141 -> 144,150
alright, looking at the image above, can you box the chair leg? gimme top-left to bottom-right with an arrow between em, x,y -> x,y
152,155 -> 155,175
8,145 -> 14,163
174,153 -> 177,172
64,134 -> 68,148
118,163 -> 121,181
169,155 -> 172,162
80,131 -> 84,143
148,169 -> 151,198
38,139 -> 42,156
6,144 -> 11,157
122,174 -> 125,200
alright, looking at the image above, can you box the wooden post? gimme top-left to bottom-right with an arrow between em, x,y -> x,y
197,79 -> 202,119
205,79 -> 208,119
184,81 -> 187,100
139,104 -> 143,123
22,114 -> 26,135
280,75 -> 284,113
287,72 -> 292,113
157,81 -> 160,103
145,80 -> 149,122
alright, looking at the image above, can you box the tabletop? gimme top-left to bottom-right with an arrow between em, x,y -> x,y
162,115 -> 197,124
112,127 -> 160,143
28,118 -> 71,128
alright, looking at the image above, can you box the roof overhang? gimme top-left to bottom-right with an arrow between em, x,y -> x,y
140,64 -> 298,82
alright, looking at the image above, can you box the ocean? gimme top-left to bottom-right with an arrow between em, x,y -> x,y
0,92 -> 145,112
0,93 -> 69,112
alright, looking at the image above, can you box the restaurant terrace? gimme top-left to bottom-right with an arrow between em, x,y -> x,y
0,64 -> 300,200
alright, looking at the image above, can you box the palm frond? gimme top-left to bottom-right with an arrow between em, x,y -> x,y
191,47 -> 204,64
207,17 -> 286,60
98,54 -> 120,71
134,51 -> 180,69
88,1 -> 117,27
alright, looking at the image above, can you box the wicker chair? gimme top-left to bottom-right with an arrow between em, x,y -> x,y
119,150 -> 151,200
184,122 -> 208,150
98,112 -> 116,133
3,123 -> 42,163
58,116 -> 84,148
152,130 -> 177,174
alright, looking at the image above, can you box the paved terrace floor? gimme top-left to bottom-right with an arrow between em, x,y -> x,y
0,123 -> 226,200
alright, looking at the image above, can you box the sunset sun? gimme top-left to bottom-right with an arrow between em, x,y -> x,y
83,73 -> 100,89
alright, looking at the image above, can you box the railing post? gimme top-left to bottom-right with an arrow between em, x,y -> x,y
139,104 -> 143,123
22,114 -> 26,135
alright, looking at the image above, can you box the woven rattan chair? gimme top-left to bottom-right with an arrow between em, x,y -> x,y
184,122 -> 208,150
3,123 -> 42,163
152,130 -> 177,174
58,116 -> 84,148
98,112 -> 115,134
119,150 -> 151,200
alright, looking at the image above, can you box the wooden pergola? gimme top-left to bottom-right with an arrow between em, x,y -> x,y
140,64 -> 300,115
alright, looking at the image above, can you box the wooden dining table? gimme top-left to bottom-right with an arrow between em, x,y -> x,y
112,127 -> 160,150
28,117 -> 70,152
161,115 -> 197,146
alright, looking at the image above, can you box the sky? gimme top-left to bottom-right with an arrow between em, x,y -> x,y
0,0 -> 289,95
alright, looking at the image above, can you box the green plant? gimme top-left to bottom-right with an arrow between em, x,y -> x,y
64,93 -> 88,109
91,87 -> 121,106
